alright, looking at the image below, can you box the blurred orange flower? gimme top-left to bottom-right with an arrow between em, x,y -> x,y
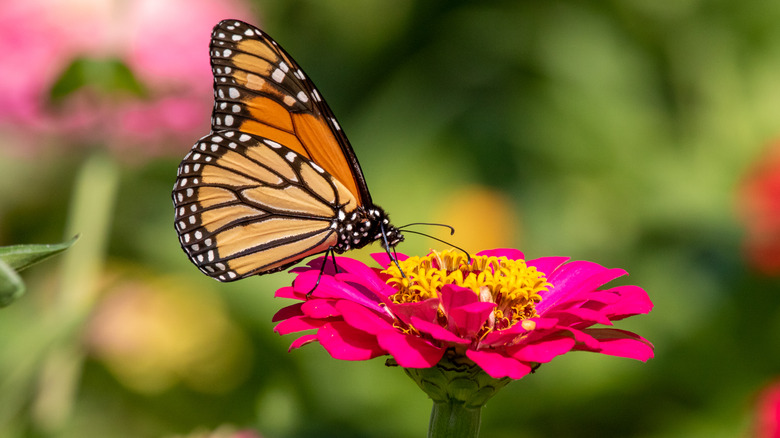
86,274 -> 252,394
434,185 -> 520,253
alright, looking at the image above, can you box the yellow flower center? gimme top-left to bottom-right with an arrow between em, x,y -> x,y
382,250 -> 552,330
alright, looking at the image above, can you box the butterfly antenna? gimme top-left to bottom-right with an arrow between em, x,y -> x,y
398,222 -> 455,235
380,222 -> 406,278
400,229 -> 472,263
305,247 -> 340,297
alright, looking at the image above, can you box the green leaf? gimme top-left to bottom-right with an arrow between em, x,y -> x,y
0,259 -> 25,307
0,236 -> 80,272
49,57 -> 146,102
0,236 -> 79,308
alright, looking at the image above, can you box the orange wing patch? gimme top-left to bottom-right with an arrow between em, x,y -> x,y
209,22 -> 366,205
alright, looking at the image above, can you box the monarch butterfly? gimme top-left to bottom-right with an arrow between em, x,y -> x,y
172,19 -> 403,282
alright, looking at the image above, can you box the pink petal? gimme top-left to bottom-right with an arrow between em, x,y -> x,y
336,300 -> 395,335
290,256 -> 337,276
563,327 -> 601,350
274,286 -> 300,300
337,268 -> 394,297
480,317 -> 558,346
475,248 -> 525,260
370,252 -> 409,269
301,299 -> 341,319
439,284 -> 479,311
377,330 -> 445,368
537,262 -> 627,314
599,285 -> 654,319
466,349 -> 533,379
273,316 -> 327,335
289,334 -> 317,351
296,274 -> 384,313
387,298 -> 441,326
509,336 -> 575,363
272,303 -> 303,322
410,317 -> 470,345
318,322 -> 386,361
546,307 -> 613,327
526,256 -> 570,277
577,328 -> 654,361
448,301 -> 496,338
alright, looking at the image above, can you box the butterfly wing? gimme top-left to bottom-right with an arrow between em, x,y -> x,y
208,20 -> 372,206
173,130 -> 359,281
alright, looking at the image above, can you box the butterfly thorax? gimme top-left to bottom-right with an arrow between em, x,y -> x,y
335,206 -> 403,253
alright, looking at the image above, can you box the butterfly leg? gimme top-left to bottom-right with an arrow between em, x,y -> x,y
305,247 -> 340,297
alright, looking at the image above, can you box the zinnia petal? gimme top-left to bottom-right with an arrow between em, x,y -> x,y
509,336 -> 576,363
475,248 -> 525,260
577,328 -> 655,361
466,349 -> 533,380
336,300 -> 394,335
318,322 -> 385,361
377,330 -> 445,368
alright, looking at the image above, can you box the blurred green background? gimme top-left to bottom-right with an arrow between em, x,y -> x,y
2,0 -> 780,437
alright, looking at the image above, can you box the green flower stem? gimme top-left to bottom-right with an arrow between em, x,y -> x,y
429,400 -> 482,438
403,352 -> 512,438
31,153 -> 119,433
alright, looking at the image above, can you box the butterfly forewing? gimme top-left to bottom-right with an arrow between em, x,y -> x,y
173,130 -> 358,281
208,20 -> 370,206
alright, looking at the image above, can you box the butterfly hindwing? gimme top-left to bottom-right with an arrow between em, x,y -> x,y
208,20 -> 370,206
173,130 -> 358,281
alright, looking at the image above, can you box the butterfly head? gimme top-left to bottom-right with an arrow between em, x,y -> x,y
335,206 -> 403,253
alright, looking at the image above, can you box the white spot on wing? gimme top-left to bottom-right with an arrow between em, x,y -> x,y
271,68 -> 285,83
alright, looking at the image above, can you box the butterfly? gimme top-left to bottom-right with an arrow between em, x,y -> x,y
172,19 -> 403,282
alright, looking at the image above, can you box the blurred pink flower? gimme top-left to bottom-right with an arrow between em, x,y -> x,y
755,380 -> 780,438
273,249 -> 654,380
739,142 -> 780,275
0,0 -> 254,157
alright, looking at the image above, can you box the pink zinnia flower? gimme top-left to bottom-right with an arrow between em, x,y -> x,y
273,248 -> 653,380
